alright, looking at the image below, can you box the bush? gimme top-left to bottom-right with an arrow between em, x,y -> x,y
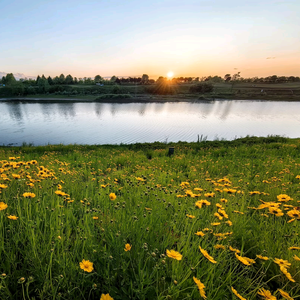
189,82 -> 214,94
145,82 -> 178,95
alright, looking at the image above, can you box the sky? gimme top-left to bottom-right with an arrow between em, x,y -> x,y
1,0 -> 299,79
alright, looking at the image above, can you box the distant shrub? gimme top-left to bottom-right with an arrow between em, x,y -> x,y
95,94 -> 133,100
145,82 -> 178,95
189,82 -> 214,94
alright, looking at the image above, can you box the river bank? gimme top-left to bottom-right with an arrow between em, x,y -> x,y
1,93 -> 300,103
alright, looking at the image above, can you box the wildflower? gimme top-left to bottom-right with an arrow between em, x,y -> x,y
23,192 -> 36,198
231,287 -> 247,300
185,190 -> 195,197
195,200 -> 211,209
229,246 -> 240,253
218,209 -> 228,218
186,214 -> 196,219
273,258 -> 291,269
277,194 -> 293,202
293,255 -> 300,261
79,259 -> 94,272
256,255 -> 269,260
211,222 -> 220,226
215,244 -> 226,250
280,267 -> 295,282
199,246 -> 217,263
0,202 -> 8,211
109,193 -> 116,201
287,210 -> 300,219
220,198 -> 228,203
278,289 -> 294,300
7,215 -> 18,220
0,184 -> 8,189
193,276 -> 207,299
288,246 -> 300,250
166,249 -> 182,261
100,294 -> 114,300
225,220 -> 233,226
287,218 -> 295,223
235,253 -> 255,266
93,216 -> 99,220
195,231 -> 205,237
214,212 -> 223,220
204,192 -> 215,198
124,244 -> 132,252
268,207 -> 284,217
257,288 -> 276,300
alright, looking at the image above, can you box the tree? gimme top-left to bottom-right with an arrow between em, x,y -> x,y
65,74 -> 74,84
94,75 -> 103,83
59,74 -> 65,84
37,77 -> 50,93
47,76 -> 53,85
224,74 -> 231,82
5,73 -> 16,85
110,76 -> 117,82
141,74 -> 149,84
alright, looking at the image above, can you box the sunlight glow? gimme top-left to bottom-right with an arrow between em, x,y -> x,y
167,71 -> 174,78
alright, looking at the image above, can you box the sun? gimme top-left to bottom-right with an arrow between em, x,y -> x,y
167,71 -> 174,78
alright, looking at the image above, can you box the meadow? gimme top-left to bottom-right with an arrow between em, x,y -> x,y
0,137 -> 300,299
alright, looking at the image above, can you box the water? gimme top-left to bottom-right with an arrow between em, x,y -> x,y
0,100 -> 299,146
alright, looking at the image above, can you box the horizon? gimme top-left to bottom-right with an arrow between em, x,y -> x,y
1,0 -> 300,79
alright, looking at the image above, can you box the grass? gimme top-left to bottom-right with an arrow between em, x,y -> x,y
0,137 -> 300,299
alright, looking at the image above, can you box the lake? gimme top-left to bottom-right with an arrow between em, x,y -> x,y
0,100 -> 299,146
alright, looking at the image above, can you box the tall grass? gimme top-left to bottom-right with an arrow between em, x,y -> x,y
0,137 -> 300,299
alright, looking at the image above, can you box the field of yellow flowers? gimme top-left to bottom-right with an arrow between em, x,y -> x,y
0,137 -> 300,300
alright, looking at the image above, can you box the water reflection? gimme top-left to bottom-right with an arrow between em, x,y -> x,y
1,100 -> 299,146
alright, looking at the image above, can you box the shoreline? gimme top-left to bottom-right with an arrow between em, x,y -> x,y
1,93 -> 300,103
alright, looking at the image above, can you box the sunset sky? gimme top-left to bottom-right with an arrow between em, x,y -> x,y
1,0 -> 299,80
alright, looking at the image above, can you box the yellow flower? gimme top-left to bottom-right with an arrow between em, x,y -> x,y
231,287 -> 247,300
235,253 -> 255,266
293,255 -> 300,261
277,194 -> 293,202
278,289 -> 294,300
195,200 -> 211,209
215,244 -> 226,250
124,244 -> 132,252
193,276 -> 207,299
288,246 -> 300,250
23,192 -> 36,198
109,193 -> 116,201
257,288 -> 276,300
79,259 -> 94,272
287,210 -> 300,219
0,184 -> 8,189
229,246 -> 240,253
256,255 -> 269,261
166,249 -> 182,261
100,293 -> 114,300
7,215 -> 18,220
186,214 -> 196,219
199,246 -> 217,264
280,266 -> 295,282
273,258 -> 291,269
93,216 -> 99,220
0,202 -> 8,211
195,231 -> 205,237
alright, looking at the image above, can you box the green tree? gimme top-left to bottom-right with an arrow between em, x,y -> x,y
59,74 -> 65,84
65,74 -> 74,84
37,77 -> 50,93
47,76 -> 53,85
94,75 -> 103,83
141,74 -> 149,84
5,73 -> 16,85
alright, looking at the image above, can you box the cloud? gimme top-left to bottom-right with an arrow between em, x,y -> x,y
266,57 -> 276,59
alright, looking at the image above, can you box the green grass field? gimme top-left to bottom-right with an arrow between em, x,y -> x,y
1,137 -> 300,299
